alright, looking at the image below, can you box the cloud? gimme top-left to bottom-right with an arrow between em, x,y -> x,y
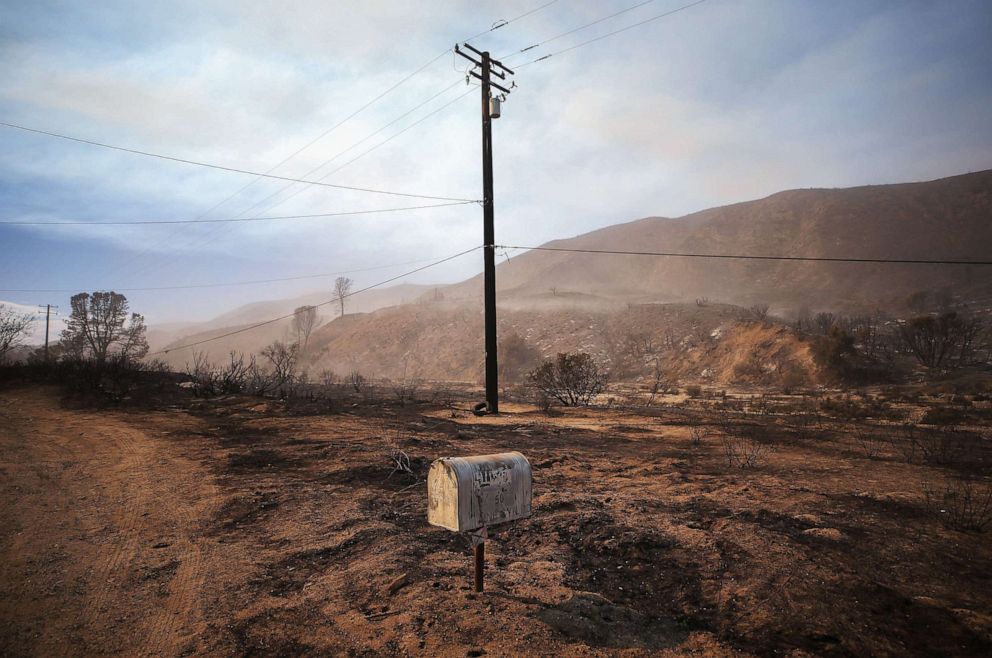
1,0 -> 990,324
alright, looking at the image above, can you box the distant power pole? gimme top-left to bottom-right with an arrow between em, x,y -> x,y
455,42 -> 515,415
38,304 -> 58,361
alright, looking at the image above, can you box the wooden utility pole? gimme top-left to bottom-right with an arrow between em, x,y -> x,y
38,304 -> 57,361
455,43 -> 514,414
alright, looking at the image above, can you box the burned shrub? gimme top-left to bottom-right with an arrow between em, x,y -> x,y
721,426 -> 769,468
917,429 -> 964,465
185,351 -> 218,397
923,477 -> 992,533
528,352 -> 607,407
853,426 -> 886,458
389,377 -> 421,406
685,415 -> 707,445
889,424 -> 921,463
348,370 -> 366,393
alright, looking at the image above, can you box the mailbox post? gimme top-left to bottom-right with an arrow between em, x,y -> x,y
427,452 -> 532,592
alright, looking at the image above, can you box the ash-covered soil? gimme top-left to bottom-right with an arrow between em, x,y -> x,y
1,385 -> 991,657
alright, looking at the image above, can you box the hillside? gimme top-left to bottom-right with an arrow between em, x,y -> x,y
156,171 -> 992,374
299,300 -> 820,388
446,170 -> 992,313
155,283 -> 434,364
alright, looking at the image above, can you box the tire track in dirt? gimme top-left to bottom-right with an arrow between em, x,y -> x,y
1,389 -> 216,657
136,425 -> 210,658
74,413 -> 145,648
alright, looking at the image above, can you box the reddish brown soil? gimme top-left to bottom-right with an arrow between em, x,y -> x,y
1,385 -> 991,656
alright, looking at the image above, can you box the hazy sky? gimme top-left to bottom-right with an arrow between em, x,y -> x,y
2,0 -> 991,329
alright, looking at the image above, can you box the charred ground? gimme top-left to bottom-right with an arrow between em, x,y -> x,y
1,378 -> 991,657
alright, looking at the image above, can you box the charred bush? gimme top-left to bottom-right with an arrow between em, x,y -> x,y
528,352 -> 607,407
721,426 -> 769,468
853,425 -> 886,458
923,477 -> 992,533
917,429 -> 964,465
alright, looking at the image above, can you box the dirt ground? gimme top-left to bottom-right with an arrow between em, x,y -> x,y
1,384 -> 991,657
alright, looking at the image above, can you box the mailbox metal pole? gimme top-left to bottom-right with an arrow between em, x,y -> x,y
474,541 -> 485,592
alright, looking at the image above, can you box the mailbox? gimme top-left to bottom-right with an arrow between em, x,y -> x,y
427,452 -> 532,532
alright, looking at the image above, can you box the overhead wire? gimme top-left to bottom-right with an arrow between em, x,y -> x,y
106,80 -> 466,286
0,121 -> 476,203
462,0 -> 559,44
0,252 -> 463,293
500,0 -> 659,60
0,200 -> 475,226
516,0 -> 709,68
496,244 -> 992,266
230,79 -> 465,219
151,245 -> 482,355
95,54 -> 463,285
194,0 -> 558,217
118,86 -> 478,288
245,87 -> 477,216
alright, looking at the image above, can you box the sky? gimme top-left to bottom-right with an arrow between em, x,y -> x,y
1,0 -> 991,332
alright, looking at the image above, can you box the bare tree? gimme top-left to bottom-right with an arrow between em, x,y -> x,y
813,312 -> 838,335
60,292 -> 148,364
334,277 -> 353,317
292,305 -> 319,347
261,340 -> 299,397
0,304 -> 34,363
900,312 -> 982,369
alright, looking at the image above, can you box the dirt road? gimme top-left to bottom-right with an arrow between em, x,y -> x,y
0,387 -> 220,656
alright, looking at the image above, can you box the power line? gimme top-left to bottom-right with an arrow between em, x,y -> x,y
0,253 -> 461,293
497,244 -> 992,266
463,0 -> 560,44
172,0 -> 558,221
248,87 -> 478,216
152,245 -> 481,355
0,121 -> 477,203
177,53 -> 456,228
95,55 -> 464,287
500,0 -> 658,59
231,80 -> 466,219
120,87 -> 476,287
518,0 -> 708,67
106,83 -> 468,286
0,200 -> 475,226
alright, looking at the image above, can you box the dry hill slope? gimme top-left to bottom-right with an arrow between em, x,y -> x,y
156,171 -> 992,372
155,283 -> 434,366
446,169 -> 992,312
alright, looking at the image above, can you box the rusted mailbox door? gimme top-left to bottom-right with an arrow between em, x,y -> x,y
427,452 -> 532,532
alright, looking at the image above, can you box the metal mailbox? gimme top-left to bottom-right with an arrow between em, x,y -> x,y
427,452 -> 532,532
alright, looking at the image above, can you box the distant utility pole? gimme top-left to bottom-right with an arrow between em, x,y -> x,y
455,42 -> 515,415
38,304 -> 58,361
